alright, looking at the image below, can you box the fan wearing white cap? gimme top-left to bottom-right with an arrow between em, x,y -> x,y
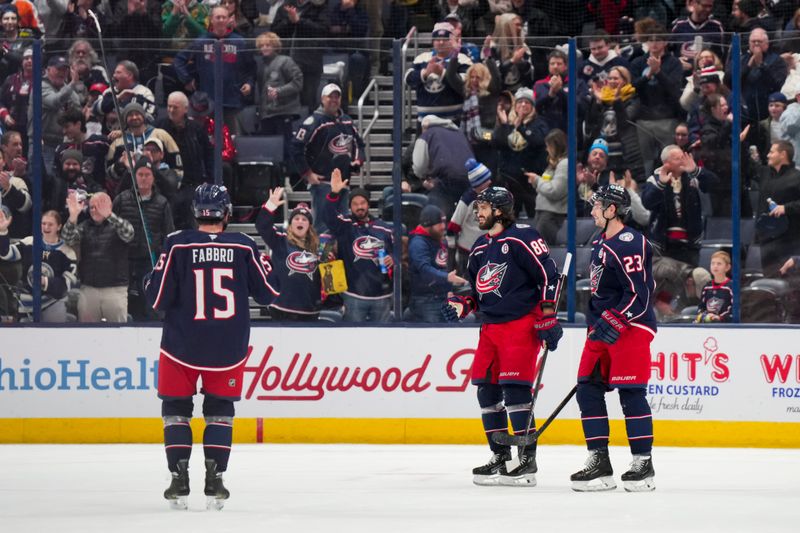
288,81 -> 365,232
405,21 -> 473,124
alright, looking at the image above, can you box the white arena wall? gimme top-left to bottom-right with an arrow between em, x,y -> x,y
1,325 -> 799,447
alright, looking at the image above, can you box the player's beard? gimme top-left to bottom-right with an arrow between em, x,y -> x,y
478,212 -> 496,231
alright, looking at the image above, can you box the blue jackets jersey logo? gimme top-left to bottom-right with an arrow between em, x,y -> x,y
353,235 -> 383,263
328,134 -> 354,155
706,296 -> 725,315
435,247 -> 448,268
590,261 -> 603,294
286,250 -> 318,278
476,262 -> 508,297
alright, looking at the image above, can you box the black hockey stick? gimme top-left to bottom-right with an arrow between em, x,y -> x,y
492,384 -> 577,447
87,10 -> 156,268
492,252 -> 572,448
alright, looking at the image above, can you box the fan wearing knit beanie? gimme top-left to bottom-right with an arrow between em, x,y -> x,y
320,167 -> 395,322
256,186 -> 323,321
407,204 -> 467,322
448,158 -> 494,274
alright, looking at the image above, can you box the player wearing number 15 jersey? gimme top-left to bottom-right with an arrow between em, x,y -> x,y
442,186 -> 562,488
571,184 -> 657,494
144,184 -> 279,511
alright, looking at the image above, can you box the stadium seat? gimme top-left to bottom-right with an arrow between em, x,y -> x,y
741,282 -> 787,323
574,246 -> 592,279
381,193 -> 428,231
554,218 -> 598,246
238,105 -> 260,135
233,136 -> 284,206
319,310 -> 344,322
703,217 -> 755,248
743,245 -> 764,283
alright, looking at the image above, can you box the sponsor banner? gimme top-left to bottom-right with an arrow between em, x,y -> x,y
1,327 -> 800,423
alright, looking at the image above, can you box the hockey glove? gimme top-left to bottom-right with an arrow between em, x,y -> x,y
589,309 -> 629,345
534,312 -> 563,351
442,295 -> 476,322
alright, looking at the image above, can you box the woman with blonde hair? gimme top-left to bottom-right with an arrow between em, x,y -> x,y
680,48 -> 726,112
482,13 -> 533,92
587,65 -> 645,180
448,58 -> 501,165
0,209 -> 77,322
256,31 -> 303,141
527,129 -> 568,244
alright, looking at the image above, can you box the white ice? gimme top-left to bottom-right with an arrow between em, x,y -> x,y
1,444 -> 797,533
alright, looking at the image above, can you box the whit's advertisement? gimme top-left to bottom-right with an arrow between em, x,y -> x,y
1,327 -> 799,422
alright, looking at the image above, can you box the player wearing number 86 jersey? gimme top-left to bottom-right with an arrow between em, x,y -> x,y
442,186 -> 562,488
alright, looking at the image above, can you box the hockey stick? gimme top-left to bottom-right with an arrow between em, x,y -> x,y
492,385 -> 578,447
492,251 -> 572,448
88,10 -> 156,267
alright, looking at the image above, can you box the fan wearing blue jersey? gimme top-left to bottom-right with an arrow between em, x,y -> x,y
442,186 -> 562,488
144,184 -> 279,510
570,184 -> 657,493
257,189 -> 323,321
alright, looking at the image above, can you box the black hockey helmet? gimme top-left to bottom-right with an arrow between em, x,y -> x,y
590,184 -> 631,217
475,186 -> 514,213
193,183 -> 232,221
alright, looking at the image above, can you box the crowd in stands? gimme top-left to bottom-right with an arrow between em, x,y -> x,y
0,0 -> 799,325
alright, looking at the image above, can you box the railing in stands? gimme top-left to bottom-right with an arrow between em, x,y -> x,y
401,26 -> 418,134
357,78 -> 380,188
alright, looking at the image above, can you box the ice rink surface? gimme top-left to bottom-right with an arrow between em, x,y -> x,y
1,443 -> 796,533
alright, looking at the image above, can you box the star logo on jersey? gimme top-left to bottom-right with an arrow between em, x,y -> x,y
435,247 -> 448,268
590,261 -> 604,294
286,250 -> 319,279
707,297 -> 725,314
352,235 -> 384,266
475,262 -> 509,298
626,311 -> 633,319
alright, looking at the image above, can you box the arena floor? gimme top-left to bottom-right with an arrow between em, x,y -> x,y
1,444 -> 795,532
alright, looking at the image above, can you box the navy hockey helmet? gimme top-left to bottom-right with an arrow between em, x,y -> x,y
590,184 -> 631,217
193,183 -> 232,221
475,186 -> 514,214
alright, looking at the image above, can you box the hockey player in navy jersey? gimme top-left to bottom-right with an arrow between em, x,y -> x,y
570,184 -> 657,493
442,186 -> 562,487
144,184 -> 279,510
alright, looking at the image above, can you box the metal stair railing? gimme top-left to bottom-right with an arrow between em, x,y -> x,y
356,78 -> 380,188
401,26 -> 418,134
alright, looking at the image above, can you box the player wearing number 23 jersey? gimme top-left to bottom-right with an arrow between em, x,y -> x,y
571,184 -> 657,494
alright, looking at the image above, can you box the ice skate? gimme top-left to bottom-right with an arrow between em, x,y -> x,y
472,450 -> 511,486
622,455 -> 656,492
204,459 -> 230,510
571,448 -> 617,492
498,450 -> 537,487
164,459 -> 190,510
